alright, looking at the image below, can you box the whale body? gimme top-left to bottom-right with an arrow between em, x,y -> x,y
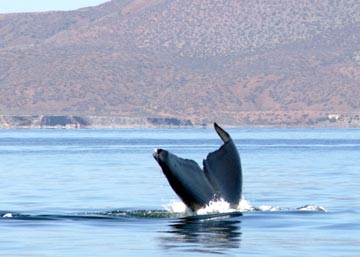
153,123 -> 242,212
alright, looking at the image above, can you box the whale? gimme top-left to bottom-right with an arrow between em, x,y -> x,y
153,123 -> 242,212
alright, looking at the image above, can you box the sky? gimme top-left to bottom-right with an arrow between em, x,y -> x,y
0,0 -> 110,14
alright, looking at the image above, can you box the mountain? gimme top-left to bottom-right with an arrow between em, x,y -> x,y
1,0 -> 360,127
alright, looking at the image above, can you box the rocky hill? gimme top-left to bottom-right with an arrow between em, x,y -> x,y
1,0 -> 360,127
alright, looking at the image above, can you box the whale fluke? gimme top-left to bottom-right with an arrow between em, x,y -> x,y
153,123 -> 242,212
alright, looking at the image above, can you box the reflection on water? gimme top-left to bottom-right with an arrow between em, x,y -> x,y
160,214 -> 242,254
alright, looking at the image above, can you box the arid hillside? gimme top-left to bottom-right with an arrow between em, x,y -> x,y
1,0 -> 360,127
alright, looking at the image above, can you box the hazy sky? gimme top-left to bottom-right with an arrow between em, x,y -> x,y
0,0 -> 110,14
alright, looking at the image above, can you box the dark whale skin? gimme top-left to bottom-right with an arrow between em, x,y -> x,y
153,149 -> 215,212
153,123 -> 242,212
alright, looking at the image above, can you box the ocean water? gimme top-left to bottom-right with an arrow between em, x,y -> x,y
0,128 -> 359,257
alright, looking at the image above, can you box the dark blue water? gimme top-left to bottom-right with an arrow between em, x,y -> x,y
0,128 -> 359,256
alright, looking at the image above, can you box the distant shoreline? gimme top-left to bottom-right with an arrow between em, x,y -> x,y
1,114 -> 359,129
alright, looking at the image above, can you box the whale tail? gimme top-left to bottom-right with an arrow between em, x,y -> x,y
214,122 -> 230,142
153,123 -> 242,212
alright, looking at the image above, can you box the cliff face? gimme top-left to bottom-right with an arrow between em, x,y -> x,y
1,0 -> 360,127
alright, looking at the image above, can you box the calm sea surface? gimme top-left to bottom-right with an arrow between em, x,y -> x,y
0,128 -> 359,257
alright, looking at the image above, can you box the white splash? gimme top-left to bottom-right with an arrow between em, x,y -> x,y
196,199 -> 234,215
258,205 -> 283,211
297,205 -> 327,212
163,200 -> 192,215
163,199 -> 326,215
237,198 -> 255,212
164,198 -> 254,216
2,213 -> 13,218
197,198 -> 257,215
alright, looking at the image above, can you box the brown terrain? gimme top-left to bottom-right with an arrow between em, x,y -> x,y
1,0 -> 360,128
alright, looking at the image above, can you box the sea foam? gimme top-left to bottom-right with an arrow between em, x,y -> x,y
163,198 -> 326,216
164,198 -> 254,215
